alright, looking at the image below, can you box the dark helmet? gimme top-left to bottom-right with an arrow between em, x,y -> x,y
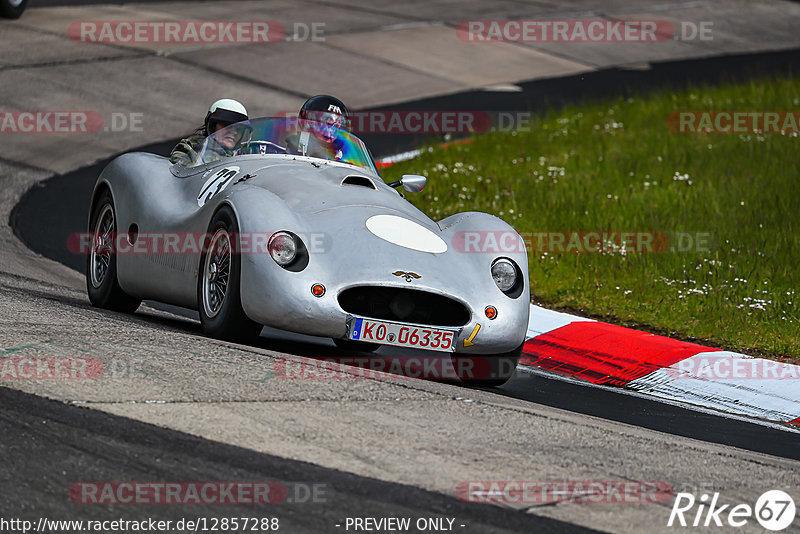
204,98 -> 248,136
299,95 -> 349,144
299,94 -> 348,123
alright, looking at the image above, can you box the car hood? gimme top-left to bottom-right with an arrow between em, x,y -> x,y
244,158 -> 440,231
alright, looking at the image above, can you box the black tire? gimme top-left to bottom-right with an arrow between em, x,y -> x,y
332,338 -> 380,353
451,343 -> 523,387
86,189 -> 141,313
197,206 -> 262,342
0,0 -> 27,19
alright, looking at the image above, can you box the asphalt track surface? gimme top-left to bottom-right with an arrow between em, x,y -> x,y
0,385 -> 595,533
11,48 -> 800,464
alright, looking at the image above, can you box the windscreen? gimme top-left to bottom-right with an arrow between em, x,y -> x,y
178,117 -> 378,174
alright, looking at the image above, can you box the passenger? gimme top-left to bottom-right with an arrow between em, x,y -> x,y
286,95 -> 349,161
170,99 -> 249,164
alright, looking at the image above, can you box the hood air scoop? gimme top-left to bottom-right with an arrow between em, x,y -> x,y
342,175 -> 376,189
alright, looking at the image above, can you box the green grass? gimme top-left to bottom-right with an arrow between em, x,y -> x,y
389,75 -> 800,359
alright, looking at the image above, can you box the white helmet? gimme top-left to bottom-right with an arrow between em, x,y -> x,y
204,98 -> 248,135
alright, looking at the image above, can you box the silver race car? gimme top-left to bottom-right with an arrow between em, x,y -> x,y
85,117 -> 530,385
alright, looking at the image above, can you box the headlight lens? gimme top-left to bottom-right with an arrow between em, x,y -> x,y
268,231 -> 297,266
491,258 -> 517,292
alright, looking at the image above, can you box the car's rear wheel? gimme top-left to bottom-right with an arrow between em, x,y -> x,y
332,338 -> 380,352
198,206 -> 262,342
451,343 -> 523,387
86,189 -> 142,313
0,0 -> 27,19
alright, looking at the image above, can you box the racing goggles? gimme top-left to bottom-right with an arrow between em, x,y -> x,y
305,110 -> 346,129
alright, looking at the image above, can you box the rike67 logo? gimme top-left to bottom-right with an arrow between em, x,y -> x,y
668,490 -> 796,531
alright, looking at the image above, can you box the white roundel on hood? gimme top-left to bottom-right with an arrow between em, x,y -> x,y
366,214 -> 447,254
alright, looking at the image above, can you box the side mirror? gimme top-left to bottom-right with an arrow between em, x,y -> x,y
388,174 -> 427,193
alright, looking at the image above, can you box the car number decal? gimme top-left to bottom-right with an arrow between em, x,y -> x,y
197,166 -> 240,207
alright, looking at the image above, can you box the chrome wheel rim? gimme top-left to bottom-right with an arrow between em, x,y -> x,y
202,229 -> 231,318
89,204 -> 114,289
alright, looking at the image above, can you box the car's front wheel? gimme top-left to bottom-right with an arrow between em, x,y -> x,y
86,189 -> 142,313
451,343 -> 523,387
198,206 -> 262,342
0,0 -> 27,19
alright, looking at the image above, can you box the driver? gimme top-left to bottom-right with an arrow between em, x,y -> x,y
170,99 -> 249,164
286,95 -> 349,161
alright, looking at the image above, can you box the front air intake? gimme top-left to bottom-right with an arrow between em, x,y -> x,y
338,287 -> 470,327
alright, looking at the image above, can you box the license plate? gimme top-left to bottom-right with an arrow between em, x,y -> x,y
348,317 -> 458,352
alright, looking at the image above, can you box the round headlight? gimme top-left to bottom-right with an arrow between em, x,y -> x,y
491,258 -> 517,292
268,231 -> 297,266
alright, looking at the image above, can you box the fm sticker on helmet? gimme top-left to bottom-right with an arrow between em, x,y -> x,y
197,166 -> 240,207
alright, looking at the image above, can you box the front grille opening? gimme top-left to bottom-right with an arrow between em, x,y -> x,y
338,287 -> 470,327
